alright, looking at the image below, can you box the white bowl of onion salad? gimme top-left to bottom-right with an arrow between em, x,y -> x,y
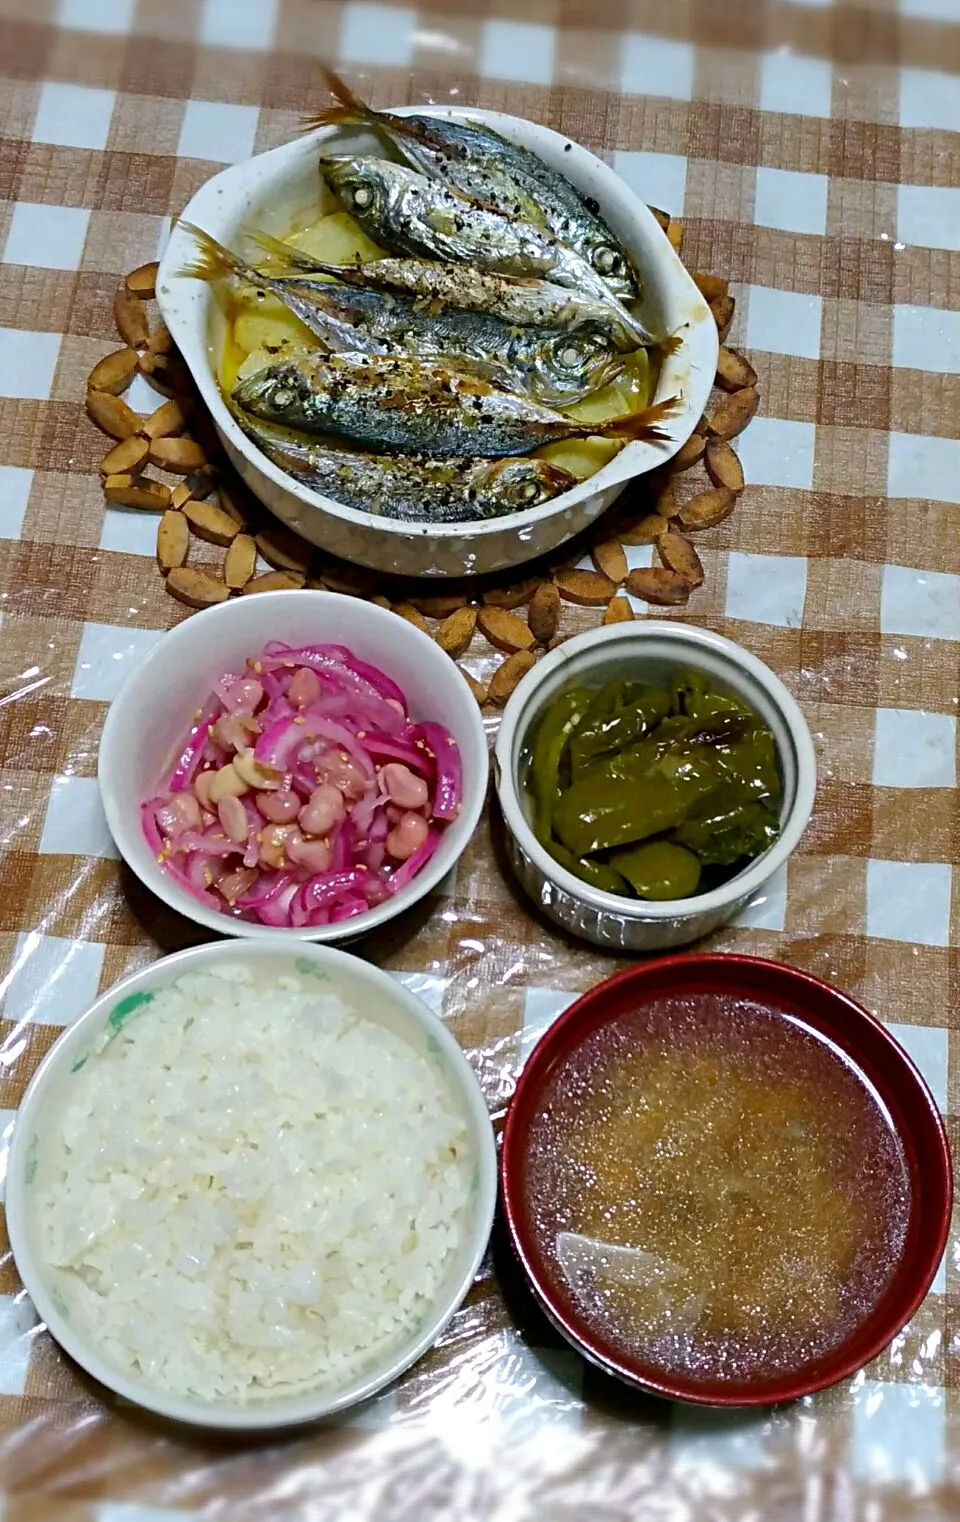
98,592 -> 488,940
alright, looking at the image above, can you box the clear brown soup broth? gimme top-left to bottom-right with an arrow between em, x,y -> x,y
525,994 -> 911,1384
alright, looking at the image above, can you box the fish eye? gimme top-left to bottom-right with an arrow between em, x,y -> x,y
558,343 -> 585,369
352,185 -> 373,208
593,246 -> 621,274
272,387 -> 294,408
521,482 -> 540,501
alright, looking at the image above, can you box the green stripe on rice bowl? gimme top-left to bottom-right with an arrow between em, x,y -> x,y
8,945 -> 495,1425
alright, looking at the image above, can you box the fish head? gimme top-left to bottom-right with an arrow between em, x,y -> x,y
232,361 -> 315,425
573,218 -> 641,300
533,326 -> 627,406
472,457 -> 576,515
323,157 -> 405,225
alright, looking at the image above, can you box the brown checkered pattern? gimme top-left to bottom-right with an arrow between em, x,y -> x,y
0,0 -> 959,1516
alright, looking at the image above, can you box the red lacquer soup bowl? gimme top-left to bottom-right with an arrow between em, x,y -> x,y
501,954 -> 952,1406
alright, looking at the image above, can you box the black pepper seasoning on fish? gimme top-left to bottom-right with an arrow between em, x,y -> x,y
248,230 -> 647,351
233,352 -> 678,459
236,412 -> 578,523
305,68 -> 642,301
320,158 -> 662,352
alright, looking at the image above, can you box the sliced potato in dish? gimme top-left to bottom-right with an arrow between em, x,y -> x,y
232,293 -> 316,357
286,211 -> 384,267
535,438 -> 619,480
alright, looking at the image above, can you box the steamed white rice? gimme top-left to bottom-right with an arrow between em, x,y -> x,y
36,964 -> 471,1403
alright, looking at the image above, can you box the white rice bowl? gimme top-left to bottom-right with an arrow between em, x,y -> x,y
7,942 -> 496,1429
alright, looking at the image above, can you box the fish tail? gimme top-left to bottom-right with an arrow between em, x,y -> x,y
243,227 -> 301,265
242,227 -> 337,278
301,65 -> 380,133
658,333 -> 684,358
176,221 -> 244,284
303,66 -> 460,191
537,462 -> 578,493
598,395 -> 681,443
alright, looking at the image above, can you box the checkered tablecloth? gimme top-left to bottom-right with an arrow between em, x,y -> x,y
0,0 -> 959,1516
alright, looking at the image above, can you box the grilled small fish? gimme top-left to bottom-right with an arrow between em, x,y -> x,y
236,414 -> 577,523
305,68 -> 640,300
176,220 -> 343,345
177,220 -> 506,387
249,230 -> 641,350
233,352 -> 678,458
290,290 -> 626,406
306,68 -> 547,229
322,159 -> 662,351
179,222 -> 627,406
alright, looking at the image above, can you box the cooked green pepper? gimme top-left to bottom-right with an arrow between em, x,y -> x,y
579,715 -> 743,791
671,668 -> 752,722
670,668 -> 708,715
673,800 -> 780,866
712,725 -> 780,803
528,685 -> 592,840
610,840 -> 702,899
568,681 -> 671,769
553,766 -> 719,857
548,839 -> 630,895
520,668 -> 782,903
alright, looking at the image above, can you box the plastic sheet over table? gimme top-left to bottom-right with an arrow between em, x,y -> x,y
0,632 -> 954,1519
